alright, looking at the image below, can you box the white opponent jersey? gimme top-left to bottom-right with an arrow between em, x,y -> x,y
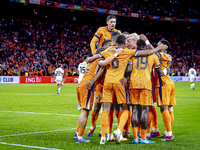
78,61 -> 87,83
188,68 -> 196,77
55,67 -> 64,80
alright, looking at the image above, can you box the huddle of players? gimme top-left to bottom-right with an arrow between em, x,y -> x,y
74,15 -> 176,144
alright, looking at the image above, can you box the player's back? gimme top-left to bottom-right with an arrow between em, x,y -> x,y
78,61 -> 87,83
78,59 -> 99,90
189,68 -> 196,77
129,53 -> 159,90
100,46 -> 136,84
157,52 -> 174,86
55,68 -> 64,79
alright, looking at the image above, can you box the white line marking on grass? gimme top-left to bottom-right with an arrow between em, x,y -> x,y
176,99 -> 200,101
176,95 -> 200,97
0,124 -> 118,138
0,111 -> 118,120
0,142 -> 62,150
0,111 -> 80,117
0,93 -> 76,96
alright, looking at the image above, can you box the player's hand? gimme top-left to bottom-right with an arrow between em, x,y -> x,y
157,43 -> 168,50
139,34 -> 148,41
119,77 -> 128,85
85,80 -> 94,89
115,48 -> 124,56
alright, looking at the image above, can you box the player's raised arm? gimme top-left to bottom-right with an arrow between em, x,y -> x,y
98,48 -> 123,66
87,47 -> 106,63
135,39 -> 168,57
139,34 -> 154,50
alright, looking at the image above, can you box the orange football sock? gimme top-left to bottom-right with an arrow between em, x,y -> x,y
132,127 -> 138,139
76,123 -> 79,133
124,110 -> 132,134
108,110 -> 114,134
162,110 -> 171,132
118,110 -> 123,124
147,112 -> 152,134
128,109 -> 132,133
118,110 -> 129,133
150,106 -> 158,129
141,129 -> 147,140
169,111 -> 174,128
91,110 -> 99,127
78,128 -> 85,137
101,111 -> 109,137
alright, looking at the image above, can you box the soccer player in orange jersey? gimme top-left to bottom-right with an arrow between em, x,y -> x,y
127,39 -> 166,144
97,35 -> 167,145
156,39 -> 176,141
87,40 -> 111,138
90,15 -> 121,55
75,47 -> 111,143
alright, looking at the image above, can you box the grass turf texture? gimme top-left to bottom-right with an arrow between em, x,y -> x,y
0,82 -> 200,150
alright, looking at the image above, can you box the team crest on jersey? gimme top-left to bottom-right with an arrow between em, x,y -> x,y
96,96 -> 99,101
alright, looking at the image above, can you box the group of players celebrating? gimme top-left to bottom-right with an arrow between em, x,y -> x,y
73,15 -> 176,145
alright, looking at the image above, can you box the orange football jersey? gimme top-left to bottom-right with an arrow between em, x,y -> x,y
157,52 -> 174,86
99,46 -> 137,84
90,26 -> 121,55
129,53 -> 160,90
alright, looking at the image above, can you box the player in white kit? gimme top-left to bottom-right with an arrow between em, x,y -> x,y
54,64 -> 65,94
77,55 -> 89,110
188,67 -> 196,90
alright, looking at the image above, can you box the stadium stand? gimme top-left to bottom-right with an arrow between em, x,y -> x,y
0,2 -> 199,76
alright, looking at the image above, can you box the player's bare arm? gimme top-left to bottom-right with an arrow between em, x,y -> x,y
85,66 -> 105,89
98,48 -> 124,66
139,34 -> 154,49
135,44 -> 168,56
87,47 -> 106,63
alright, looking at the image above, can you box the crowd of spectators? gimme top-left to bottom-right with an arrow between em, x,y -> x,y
53,0 -> 200,18
0,14 -> 200,76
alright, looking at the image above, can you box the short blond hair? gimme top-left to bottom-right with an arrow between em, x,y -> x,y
126,33 -> 139,41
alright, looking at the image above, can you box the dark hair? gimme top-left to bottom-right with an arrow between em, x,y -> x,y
111,32 -> 120,42
83,55 -> 88,61
160,39 -> 170,50
96,47 -> 106,54
58,64 -> 62,68
137,39 -> 147,49
106,15 -> 117,22
116,34 -> 126,44
102,40 -> 111,48
122,31 -> 130,35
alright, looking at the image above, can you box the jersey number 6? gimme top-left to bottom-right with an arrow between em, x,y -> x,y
112,59 -> 119,69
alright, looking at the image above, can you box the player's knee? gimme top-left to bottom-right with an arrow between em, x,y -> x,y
102,102 -> 111,112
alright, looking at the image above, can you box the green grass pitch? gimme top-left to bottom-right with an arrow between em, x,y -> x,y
0,82 -> 200,150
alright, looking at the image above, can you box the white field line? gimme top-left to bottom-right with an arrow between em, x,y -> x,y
176,99 -> 200,101
0,111 -> 80,117
0,93 -> 76,96
0,124 -> 118,138
0,142 -> 62,150
0,110 -> 118,119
